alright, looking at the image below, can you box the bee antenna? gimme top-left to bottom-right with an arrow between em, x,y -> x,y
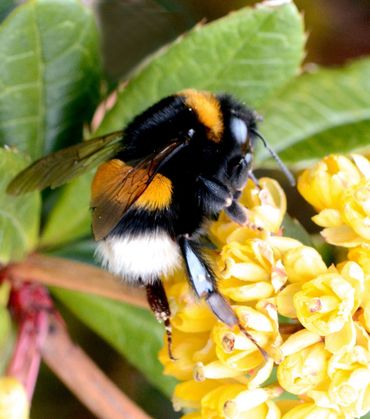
251,129 -> 296,187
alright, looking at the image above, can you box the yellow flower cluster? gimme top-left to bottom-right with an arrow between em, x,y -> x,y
159,155 -> 370,419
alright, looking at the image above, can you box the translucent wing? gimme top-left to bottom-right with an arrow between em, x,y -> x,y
7,131 -> 124,195
91,141 -> 184,240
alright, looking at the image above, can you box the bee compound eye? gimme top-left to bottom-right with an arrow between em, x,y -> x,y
245,152 -> 253,166
230,117 -> 248,145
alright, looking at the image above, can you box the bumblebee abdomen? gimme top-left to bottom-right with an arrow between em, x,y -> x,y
134,173 -> 173,211
96,231 -> 181,284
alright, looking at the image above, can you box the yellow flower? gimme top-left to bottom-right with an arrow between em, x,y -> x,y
328,368 -> 370,418
341,179 -> 370,241
173,379 -> 226,411
281,402 -> 343,419
165,280 -> 216,333
212,324 -> 266,372
158,163 -> 370,418
298,154 -> 370,247
0,377 -> 29,419
283,246 -> 327,283
209,177 -> 286,246
318,178 -> 370,247
297,155 -> 363,212
159,329 -> 216,381
293,269 -> 358,336
239,177 -> 287,234
200,384 -> 280,419
308,340 -> 370,417
234,304 -> 283,362
218,239 -> 286,302
348,246 -> 370,331
328,345 -> 370,376
277,342 -> 330,395
348,245 -> 370,277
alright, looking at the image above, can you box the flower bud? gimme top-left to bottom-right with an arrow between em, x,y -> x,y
277,342 -> 330,394
200,384 -> 275,419
283,246 -> 327,283
329,368 -> 370,418
294,273 -> 355,335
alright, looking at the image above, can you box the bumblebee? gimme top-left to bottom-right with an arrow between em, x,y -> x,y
8,89 -> 294,357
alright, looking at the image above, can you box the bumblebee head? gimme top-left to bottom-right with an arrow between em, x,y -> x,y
216,92 -> 295,186
216,93 -> 259,155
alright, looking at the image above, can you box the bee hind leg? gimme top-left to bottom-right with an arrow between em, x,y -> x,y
145,280 -> 175,360
178,236 -> 267,359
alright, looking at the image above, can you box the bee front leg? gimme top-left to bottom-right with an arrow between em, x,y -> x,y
145,280 -> 175,360
228,152 -> 254,192
225,153 -> 262,229
196,176 -> 233,214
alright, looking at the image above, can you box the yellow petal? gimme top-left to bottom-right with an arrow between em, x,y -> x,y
325,319 -> 356,354
173,379 -> 224,411
223,388 -> 269,417
283,246 -> 327,283
222,282 -> 274,302
0,377 -> 29,419
351,153 -> 370,179
276,283 -> 302,318
194,361 -> 242,381
321,225 -> 362,247
277,342 -> 330,395
248,357 -> 274,388
226,262 -> 269,282
280,329 -> 322,357
282,402 -> 341,419
312,209 -> 343,227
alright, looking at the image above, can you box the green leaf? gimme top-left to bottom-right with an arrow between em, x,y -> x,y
40,172 -> 92,248
98,0 -> 305,134
46,0 -> 305,246
0,0 -> 101,160
0,148 -> 40,263
52,288 -> 177,397
46,238 -> 97,264
0,0 -> 15,22
282,214 -> 313,247
258,58 -> 370,165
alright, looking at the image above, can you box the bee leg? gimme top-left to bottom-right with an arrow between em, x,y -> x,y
224,200 -> 248,224
197,176 -> 233,212
145,281 -> 175,360
228,152 -> 255,192
224,200 -> 263,231
225,153 -> 262,229
178,237 -> 267,359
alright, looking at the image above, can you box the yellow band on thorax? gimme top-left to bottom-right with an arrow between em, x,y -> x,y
181,89 -> 223,142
